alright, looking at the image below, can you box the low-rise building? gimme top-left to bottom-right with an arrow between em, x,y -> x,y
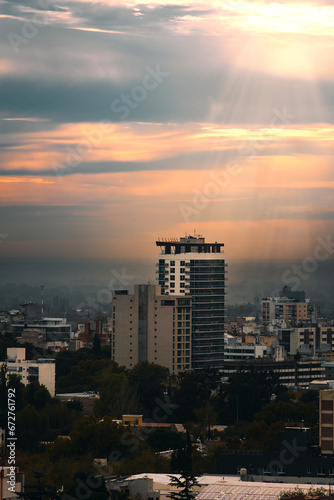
4,347 -> 55,396
0,466 -> 24,500
221,358 -> 325,388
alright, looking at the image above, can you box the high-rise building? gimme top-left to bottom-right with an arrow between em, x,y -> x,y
156,234 -> 226,369
112,284 -> 191,373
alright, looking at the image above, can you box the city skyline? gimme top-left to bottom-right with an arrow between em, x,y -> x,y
1,0 -> 334,270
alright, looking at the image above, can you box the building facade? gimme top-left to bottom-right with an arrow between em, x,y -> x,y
5,347 -> 56,396
156,234 -> 226,369
280,326 -> 334,356
221,358 -> 325,388
319,389 -> 334,454
262,288 -> 309,329
112,284 -> 191,372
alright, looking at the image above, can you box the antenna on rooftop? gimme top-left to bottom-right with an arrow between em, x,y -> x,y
40,285 -> 44,317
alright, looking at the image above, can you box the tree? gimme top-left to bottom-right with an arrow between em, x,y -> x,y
168,473 -> 201,500
171,430 -> 193,474
94,370 -> 140,419
127,361 -> 169,415
16,404 -> 48,451
192,401 -> 218,442
216,368 -> 283,423
93,334 -> 101,354
174,371 -> 214,422
146,428 -> 185,452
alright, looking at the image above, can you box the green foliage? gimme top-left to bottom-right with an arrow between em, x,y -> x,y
69,415 -> 144,458
146,428 -> 185,452
55,348 -> 116,379
171,431 -> 193,474
190,401 -> 218,442
94,370 -> 140,419
254,400 -> 318,426
25,381 -> 52,409
218,368 -> 282,423
299,390 -> 319,405
127,361 -> 169,415
174,369 -> 219,422
17,404 -> 48,451
168,473 -> 201,500
56,359 -> 121,393
0,338 -> 17,361
279,486 -> 327,499
113,447 -> 170,476
92,334 -> 101,354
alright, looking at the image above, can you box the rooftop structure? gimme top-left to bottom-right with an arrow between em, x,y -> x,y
156,234 -> 226,369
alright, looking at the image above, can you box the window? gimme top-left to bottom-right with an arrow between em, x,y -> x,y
317,468 -> 326,476
161,300 -> 175,306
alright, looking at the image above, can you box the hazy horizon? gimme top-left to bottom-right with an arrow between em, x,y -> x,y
1,257 -> 333,313
1,0 -> 334,306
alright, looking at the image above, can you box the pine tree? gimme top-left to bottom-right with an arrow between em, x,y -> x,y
168,474 -> 200,500
168,431 -> 201,500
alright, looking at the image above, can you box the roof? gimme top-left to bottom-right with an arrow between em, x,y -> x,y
126,474 -> 227,486
116,474 -> 326,500
197,479 -> 316,500
142,423 -> 172,428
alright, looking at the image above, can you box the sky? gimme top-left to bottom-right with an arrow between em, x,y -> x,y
1,0 -> 334,273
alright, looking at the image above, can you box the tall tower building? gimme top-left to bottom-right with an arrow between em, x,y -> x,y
112,284 -> 191,373
156,234 -> 226,369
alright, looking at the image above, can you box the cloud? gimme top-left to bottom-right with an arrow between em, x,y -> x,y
1,0 -> 334,264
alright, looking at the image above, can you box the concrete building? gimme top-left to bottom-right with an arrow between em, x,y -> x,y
16,329 -> 68,352
105,474 -> 226,500
319,389 -> 334,454
0,466 -> 24,500
10,317 -> 72,344
224,334 -> 268,361
211,426 -> 334,482
79,320 -> 112,347
5,347 -> 56,396
262,287 -> 309,329
112,284 -> 191,372
156,234 -> 226,369
107,476 -> 159,500
280,326 -> 334,356
221,358 -> 325,388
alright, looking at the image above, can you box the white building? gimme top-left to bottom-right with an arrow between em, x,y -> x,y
5,347 -> 55,396
0,466 -> 24,500
156,234 -> 226,369
11,317 -> 72,342
224,335 -> 268,361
